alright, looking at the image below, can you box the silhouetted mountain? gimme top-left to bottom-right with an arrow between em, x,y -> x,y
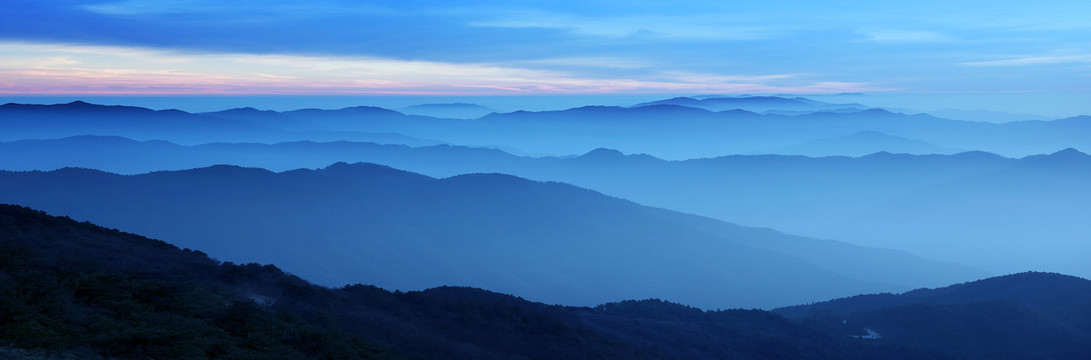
770,131 -> 963,156
0,203 -> 963,360
399,103 -> 496,119
852,148 -> 1091,275
0,101 -> 440,146
775,272 -> 1091,359
0,204 -> 409,360
7,135 -> 1086,278
0,101 -> 276,143
925,108 -> 1045,123
10,100 -> 1091,158
0,163 -> 983,309
454,102 -> 1091,158
634,96 -> 867,113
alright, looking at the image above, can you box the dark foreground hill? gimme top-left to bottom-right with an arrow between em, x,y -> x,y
0,204 -> 408,360
0,163 -> 983,309
0,204 -> 962,359
775,272 -> 1091,359
5,204 -> 1089,359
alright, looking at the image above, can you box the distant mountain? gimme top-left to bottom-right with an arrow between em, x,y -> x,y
0,101 -> 438,146
926,108 -> 1046,123
9,100 -> 1091,158
770,131 -> 963,156
4,135 -> 1085,278
1,203 -> 971,360
633,96 -> 867,113
0,163 -> 984,309
0,101 -> 269,143
846,148 -> 1091,275
0,136 -> 513,174
775,272 -> 1091,359
465,103 -> 1091,158
763,108 -> 865,116
399,103 -> 497,119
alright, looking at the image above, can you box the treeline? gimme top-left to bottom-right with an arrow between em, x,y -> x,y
0,205 -> 407,359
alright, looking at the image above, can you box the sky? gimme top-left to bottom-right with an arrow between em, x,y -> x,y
1,0 -> 1090,114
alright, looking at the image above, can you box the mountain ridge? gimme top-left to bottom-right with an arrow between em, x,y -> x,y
2,203 -> 1083,359
0,162 -> 986,309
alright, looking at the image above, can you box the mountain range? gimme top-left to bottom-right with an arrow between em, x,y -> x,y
633,96 -> 867,113
3,203 -> 1087,360
3,135 -> 1087,277
4,94 -> 1089,358
0,163 -> 985,309
5,98 -> 1091,158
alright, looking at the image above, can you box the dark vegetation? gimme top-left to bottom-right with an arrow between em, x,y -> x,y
1,203 -> 968,359
0,204 -> 408,360
776,272 -> 1091,359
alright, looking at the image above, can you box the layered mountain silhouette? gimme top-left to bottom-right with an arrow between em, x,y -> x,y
634,96 -> 867,113
6,98 -> 1091,158
1,203 -> 999,359
770,131 -> 963,156
0,101 -> 267,143
0,101 -> 439,145
4,135 -> 1087,277
0,163 -> 983,309
3,204 -> 1084,360
850,148 -> 1091,274
6,135 -> 1086,276
925,108 -> 1045,123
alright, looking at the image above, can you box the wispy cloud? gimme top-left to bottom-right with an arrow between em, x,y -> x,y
960,54 -> 1091,67
0,41 -> 875,95
470,11 -> 775,40
83,0 -> 395,17
859,29 -> 953,43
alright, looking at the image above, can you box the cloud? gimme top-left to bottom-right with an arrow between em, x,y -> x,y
0,41 -> 876,95
960,54 -> 1091,67
469,10 -> 775,40
83,0 -> 395,17
860,29 -> 953,43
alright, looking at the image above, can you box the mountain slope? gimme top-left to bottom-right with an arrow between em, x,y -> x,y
9,136 -> 1086,278
0,101 -> 269,143
399,103 -> 496,119
0,163 -> 982,309
774,272 -> 1091,359
770,131 -> 963,156
0,204 -> 408,360
0,203 -> 963,360
634,96 -> 866,113
848,148 -> 1091,274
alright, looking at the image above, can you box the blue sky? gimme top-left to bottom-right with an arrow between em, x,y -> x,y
1,0 -> 1090,113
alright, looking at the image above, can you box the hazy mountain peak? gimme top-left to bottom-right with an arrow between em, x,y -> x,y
320,161 -> 405,173
182,164 -> 276,177
1020,147 -> 1091,163
399,103 -> 496,119
580,147 -> 627,159
1050,147 -> 1088,157
949,150 -> 1007,160
859,108 -> 894,115
313,161 -> 434,179
216,106 -> 273,114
